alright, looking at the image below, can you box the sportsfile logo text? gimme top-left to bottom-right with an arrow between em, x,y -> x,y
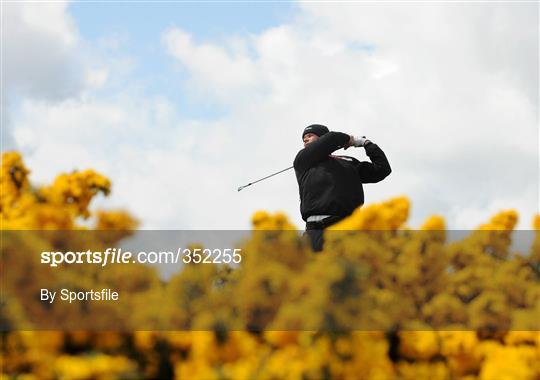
40,247 -> 243,267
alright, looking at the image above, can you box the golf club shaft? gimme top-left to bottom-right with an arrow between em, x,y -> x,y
238,166 -> 293,191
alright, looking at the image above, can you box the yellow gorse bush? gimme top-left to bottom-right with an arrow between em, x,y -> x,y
1,151 -> 540,380
1,151 -> 113,229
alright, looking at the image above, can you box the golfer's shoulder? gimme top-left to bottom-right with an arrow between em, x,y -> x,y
293,148 -> 306,169
293,148 -> 304,161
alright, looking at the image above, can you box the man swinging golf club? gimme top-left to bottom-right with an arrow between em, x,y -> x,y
294,124 -> 392,251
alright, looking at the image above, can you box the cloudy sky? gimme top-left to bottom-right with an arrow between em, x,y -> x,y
2,1 -> 538,230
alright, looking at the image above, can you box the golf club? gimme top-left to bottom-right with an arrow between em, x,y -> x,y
238,166 -> 293,192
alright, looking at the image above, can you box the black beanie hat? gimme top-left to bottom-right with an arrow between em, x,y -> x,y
302,124 -> 329,139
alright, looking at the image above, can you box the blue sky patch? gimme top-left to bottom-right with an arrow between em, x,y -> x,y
69,2 -> 297,120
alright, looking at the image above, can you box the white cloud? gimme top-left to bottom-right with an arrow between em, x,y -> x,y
3,1 -> 82,100
162,29 -> 262,103
1,1 -> 119,151
85,68 -> 109,89
7,3 -> 538,230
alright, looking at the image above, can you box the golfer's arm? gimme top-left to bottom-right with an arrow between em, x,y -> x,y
294,132 -> 350,172
357,143 -> 392,183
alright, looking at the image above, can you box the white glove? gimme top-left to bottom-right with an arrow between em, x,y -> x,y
352,136 -> 368,147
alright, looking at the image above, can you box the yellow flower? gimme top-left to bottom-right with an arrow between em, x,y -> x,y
264,331 -> 299,347
479,345 -> 537,380
421,215 -> 445,230
398,328 -> 440,360
329,196 -> 410,230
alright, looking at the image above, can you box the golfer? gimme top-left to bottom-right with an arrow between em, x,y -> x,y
294,124 -> 392,251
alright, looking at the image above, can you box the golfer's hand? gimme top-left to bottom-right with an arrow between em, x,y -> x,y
345,135 -> 369,149
359,137 -> 372,147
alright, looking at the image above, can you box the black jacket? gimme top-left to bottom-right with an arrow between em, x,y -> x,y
293,132 -> 391,221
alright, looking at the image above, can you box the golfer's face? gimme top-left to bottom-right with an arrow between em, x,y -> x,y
303,133 -> 319,147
